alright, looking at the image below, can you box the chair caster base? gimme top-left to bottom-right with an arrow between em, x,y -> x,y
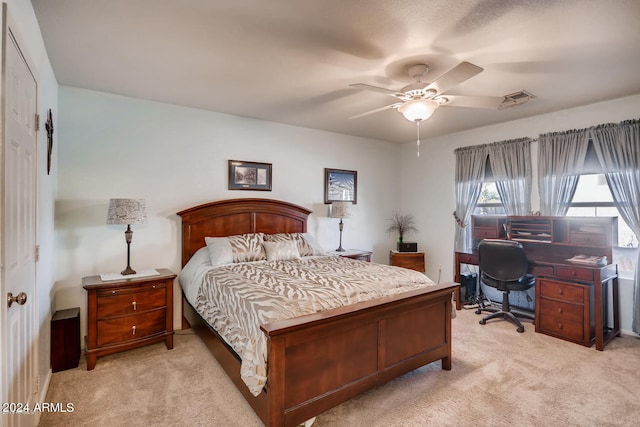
517,326 -> 525,333
479,319 -> 486,325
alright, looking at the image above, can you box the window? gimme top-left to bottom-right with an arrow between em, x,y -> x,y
474,182 -> 505,215
566,173 -> 638,276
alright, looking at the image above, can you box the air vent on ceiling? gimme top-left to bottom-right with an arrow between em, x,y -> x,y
499,90 -> 536,109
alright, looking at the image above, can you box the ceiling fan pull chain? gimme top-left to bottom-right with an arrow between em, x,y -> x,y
416,121 -> 421,157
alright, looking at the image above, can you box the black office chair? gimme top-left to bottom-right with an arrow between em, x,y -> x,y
475,239 -> 535,333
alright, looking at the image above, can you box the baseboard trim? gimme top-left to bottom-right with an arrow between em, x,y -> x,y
34,368 -> 53,425
620,328 -> 640,338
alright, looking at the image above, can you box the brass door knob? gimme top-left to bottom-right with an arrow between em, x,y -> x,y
7,292 -> 27,308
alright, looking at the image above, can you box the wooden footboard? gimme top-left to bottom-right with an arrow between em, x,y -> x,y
185,282 -> 457,427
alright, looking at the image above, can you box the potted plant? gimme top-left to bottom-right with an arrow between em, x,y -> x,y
386,212 -> 418,248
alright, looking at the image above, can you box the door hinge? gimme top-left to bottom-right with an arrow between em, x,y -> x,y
35,113 -> 40,131
35,245 -> 40,262
35,376 -> 40,394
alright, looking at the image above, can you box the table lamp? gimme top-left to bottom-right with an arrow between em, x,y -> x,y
330,201 -> 352,252
107,198 -> 147,275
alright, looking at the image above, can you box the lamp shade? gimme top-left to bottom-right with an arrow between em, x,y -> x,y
107,199 -> 147,225
398,99 -> 439,122
330,201 -> 352,219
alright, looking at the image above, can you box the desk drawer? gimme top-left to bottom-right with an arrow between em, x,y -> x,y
539,298 -> 584,324
538,279 -> 584,303
457,253 -> 478,265
530,265 -> 555,276
473,227 -> 498,239
538,309 -> 585,342
555,266 -> 594,282
569,232 -> 606,247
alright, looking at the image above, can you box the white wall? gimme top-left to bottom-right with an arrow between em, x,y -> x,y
54,86 -> 402,339
399,94 -> 640,333
0,0 -> 58,408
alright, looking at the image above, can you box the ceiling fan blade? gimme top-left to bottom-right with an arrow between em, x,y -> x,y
439,95 -> 505,109
350,83 -> 404,98
349,102 -> 402,119
425,61 -> 484,95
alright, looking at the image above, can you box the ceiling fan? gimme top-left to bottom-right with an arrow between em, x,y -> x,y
349,61 -> 506,122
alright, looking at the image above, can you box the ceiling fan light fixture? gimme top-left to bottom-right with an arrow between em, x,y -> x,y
398,99 -> 439,122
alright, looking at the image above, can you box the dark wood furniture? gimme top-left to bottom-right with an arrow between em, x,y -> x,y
330,249 -> 372,261
536,278 -> 593,346
454,215 -> 619,350
51,307 -> 81,372
390,250 -> 425,272
177,198 -> 457,427
83,269 -> 176,370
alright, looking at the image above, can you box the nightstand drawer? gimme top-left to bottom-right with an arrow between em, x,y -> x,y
390,251 -> 425,272
97,284 -> 166,318
97,309 -> 166,347
538,280 -> 584,303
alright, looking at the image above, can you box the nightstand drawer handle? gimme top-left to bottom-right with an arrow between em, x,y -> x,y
557,323 -> 563,330
132,301 -> 137,311
132,325 -> 136,335
558,289 -> 564,295
558,308 -> 563,314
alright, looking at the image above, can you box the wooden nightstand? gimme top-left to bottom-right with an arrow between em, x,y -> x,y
83,268 -> 176,370
390,251 -> 425,272
329,249 -> 372,262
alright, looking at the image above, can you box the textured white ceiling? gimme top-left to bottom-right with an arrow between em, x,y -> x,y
32,0 -> 640,143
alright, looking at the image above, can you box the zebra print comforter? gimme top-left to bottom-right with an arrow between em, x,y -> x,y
186,254 -> 435,396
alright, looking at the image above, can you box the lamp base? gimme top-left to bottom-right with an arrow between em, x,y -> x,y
335,247 -> 345,252
121,266 -> 137,275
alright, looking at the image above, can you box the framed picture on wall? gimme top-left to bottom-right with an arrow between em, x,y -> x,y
324,168 -> 357,204
228,160 -> 272,191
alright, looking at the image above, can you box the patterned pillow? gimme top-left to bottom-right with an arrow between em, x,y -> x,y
264,233 -> 316,257
228,233 -> 266,263
263,240 -> 300,261
205,233 -> 266,265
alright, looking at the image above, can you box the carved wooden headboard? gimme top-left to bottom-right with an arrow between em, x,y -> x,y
176,198 -> 312,266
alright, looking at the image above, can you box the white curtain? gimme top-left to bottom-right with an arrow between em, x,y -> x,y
454,145 -> 488,252
591,120 -> 640,333
488,138 -> 532,215
538,130 -> 590,216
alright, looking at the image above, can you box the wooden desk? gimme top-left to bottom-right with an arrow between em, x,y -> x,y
454,251 -> 619,350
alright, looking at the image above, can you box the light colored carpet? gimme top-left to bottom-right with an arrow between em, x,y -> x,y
40,308 -> 640,426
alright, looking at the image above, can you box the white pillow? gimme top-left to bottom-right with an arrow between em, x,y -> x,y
263,240 -> 301,261
204,237 -> 234,267
301,233 -> 328,256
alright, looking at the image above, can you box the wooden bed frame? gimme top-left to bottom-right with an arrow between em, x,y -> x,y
177,198 -> 458,426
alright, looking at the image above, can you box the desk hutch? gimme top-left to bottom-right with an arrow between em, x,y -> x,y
454,215 -> 619,350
